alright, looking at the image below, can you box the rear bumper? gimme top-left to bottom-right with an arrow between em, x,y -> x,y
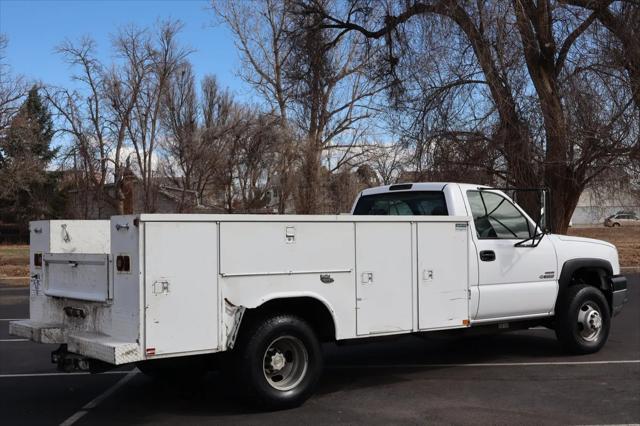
610,275 -> 628,317
9,320 -> 142,365
9,320 -> 64,343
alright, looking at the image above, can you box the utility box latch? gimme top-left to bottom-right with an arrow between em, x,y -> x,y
153,280 -> 170,295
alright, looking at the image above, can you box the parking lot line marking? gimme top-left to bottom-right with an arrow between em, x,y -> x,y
329,359 -> 640,369
59,370 -> 137,426
0,370 -> 134,379
0,338 -> 29,342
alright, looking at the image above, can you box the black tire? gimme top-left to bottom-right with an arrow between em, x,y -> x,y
555,284 -> 611,354
232,314 -> 323,410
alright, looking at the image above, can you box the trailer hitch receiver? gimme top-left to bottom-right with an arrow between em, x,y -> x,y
52,344 -> 90,372
51,344 -> 114,373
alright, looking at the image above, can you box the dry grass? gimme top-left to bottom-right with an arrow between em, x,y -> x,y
0,244 -> 29,279
567,226 -> 640,267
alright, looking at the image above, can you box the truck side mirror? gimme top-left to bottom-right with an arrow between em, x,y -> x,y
540,188 -> 550,234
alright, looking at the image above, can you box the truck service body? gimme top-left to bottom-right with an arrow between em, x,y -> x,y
10,183 -> 628,408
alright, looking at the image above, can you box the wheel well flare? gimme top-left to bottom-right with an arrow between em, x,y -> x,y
243,297 -> 337,342
558,258 -> 614,312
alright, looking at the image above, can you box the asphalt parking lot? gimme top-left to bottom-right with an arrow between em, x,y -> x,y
1,276 -> 639,425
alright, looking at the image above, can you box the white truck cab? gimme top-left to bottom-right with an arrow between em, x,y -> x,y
11,182 -> 628,409
352,183 -> 626,321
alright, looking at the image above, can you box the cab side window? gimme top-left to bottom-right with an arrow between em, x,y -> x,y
467,191 -> 531,239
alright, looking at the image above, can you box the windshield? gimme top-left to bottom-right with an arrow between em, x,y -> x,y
353,191 -> 448,216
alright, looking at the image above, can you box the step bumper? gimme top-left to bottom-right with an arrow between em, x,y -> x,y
9,320 -> 142,365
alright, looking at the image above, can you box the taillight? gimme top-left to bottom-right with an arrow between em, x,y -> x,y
116,255 -> 130,272
34,253 -> 43,268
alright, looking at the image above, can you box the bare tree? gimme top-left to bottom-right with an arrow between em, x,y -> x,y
289,1 -> 385,212
507,0 -> 636,230
47,21 -> 192,216
120,21 -> 191,212
214,0 -> 382,213
309,0 -> 637,232
212,108 -> 292,213
311,0 -> 541,210
47,37 -> 132,216
214,0 -> 304,213
235,113 -> 281,211
212,0 -> 293,122
367,143 -> 406,185
0,34 -> 26,135
162,65 -> 290,214
161,69 -> 241,211
270,123 -> 299,213
160,61 -> 200,212
568,0 -> 640,112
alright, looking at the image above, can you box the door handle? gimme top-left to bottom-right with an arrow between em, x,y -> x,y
479,250 -> 496,262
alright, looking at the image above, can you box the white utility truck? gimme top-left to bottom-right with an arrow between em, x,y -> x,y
11,183 -> 628,408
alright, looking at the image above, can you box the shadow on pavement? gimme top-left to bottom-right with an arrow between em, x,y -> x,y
89,331 -> 567,421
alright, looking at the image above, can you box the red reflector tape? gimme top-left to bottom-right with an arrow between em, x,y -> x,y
146,348 -> 156,356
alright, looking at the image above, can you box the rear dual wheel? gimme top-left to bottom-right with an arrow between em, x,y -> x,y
232,314 -> 323,410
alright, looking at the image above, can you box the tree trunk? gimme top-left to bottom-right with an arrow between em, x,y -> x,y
297,139 -> 322,214
497,122 -> 540,217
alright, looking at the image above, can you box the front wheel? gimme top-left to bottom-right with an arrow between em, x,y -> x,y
233,314 -> 323,410
555,284 -> 611,354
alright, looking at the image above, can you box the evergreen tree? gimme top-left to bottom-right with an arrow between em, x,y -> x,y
1,86 -> 55,162
0,86 -> 62,227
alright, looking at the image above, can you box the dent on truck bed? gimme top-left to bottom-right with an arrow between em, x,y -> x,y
224,298 -> 246,349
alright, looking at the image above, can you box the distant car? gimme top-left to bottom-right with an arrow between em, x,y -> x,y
604,212 -> 640,227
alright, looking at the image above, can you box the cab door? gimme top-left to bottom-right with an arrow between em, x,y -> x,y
466,190 -> 558,320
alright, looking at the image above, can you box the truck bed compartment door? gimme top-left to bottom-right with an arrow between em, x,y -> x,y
144,222 -> 219,355
417,222 -> 469,329
43,253 -> 110,302
356,222 -> 413,335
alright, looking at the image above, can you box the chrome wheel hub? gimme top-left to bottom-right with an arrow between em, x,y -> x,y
577,302 -> 602,342
263,335 -> 308,391
269,352 -> 286,371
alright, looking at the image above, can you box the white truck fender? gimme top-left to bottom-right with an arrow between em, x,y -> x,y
226,291 -> 339,340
